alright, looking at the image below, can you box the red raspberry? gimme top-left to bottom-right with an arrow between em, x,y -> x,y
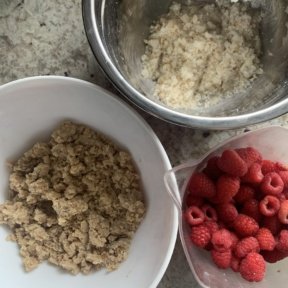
260,172 -> 284,196
230,255 -> 240,272
217,221 -> 227,230
236,147 -> 262,167
261,161 -> 288,175
241,199 -> 261,222
216,203 -> 238,223
256,228 -> 276,251
283,189 -> 288,199
276,230 -> 288,252
241,163 -> 264,184
233,214 -> 259,237
186,194 -> 204,208
278,200 -> 288,224
233,185 -> 255,204
201,204 -> 218,222
188,172 -> 216,198
211,229 -> 233,252
204,221 -> 219,235
275,162 -> 288,172
185,206 -> 205,226
261,160 -> 276,175
217,149 -> 248,177
190,224 -> 211,248
278,193 -> 287,203
259,195 -> 280,217
261,161 -> 287,173
261,249 -> 288,263
211,249 -> 232,269
278,189 -> 288,202
262,215 -> 282,235
214,175 -> 240,203
203,156 -> 223,180
279,170 -> 288,189
230,232 -> 239,249
239,252 -> 266,282
234,237 -> 260,258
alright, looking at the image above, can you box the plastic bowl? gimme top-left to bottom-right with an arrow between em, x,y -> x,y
165,126 -> 288,288
0,76 -> 178,288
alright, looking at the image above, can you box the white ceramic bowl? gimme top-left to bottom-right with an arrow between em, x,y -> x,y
165,127 -> 288,288
0,76 -> 178,288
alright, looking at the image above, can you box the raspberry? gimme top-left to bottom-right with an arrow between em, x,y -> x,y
241,163 -> 264,184
233,214 -> 259,237
261,161 -> 288,175
217,149 -> 248,177
261,249 -> 288,263
260,172 -> 284,196
201,204 -> 218,221
214,175 -> 240,203
239,252 -> 266,282
188,172 -> 216,198
211,229 -> 233,252
278,193 -> 287,203
279,170 -> 288,189
281,189 -> 288,201
276,230 -> 288,252
259,195 -> 280,217
275,162 -> 288,172
190,224 -> 211,248
235,237 -> 260,259
203,156 -> 223,180
230,255 -> 240,272
204,221 -> 219,235
241,199 -> 261,222
230,232 -> 239,249
186,194 -> 204,208
278,200 -> 288,224
211,249 -> 232,269
256,228 -> 276,251
186,150 -> 288,281
262,215 -> 282,235
261,160 -> 276,175
236,147 -> 262,167
216,203 -> 238,223
185,206 -> 205,226
234,185 -> 255,204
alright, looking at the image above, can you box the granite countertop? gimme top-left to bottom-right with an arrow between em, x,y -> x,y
1,1 -> 288,287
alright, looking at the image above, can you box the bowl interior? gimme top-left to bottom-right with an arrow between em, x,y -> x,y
0,77 -> 178,288
171,127 -> 288,288
97,0 -> 288,117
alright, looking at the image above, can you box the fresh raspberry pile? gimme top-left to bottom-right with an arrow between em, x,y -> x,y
184,147 -> 288,282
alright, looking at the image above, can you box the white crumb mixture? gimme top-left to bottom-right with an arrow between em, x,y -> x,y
0,121 -> 145,274
141,1 -> 263,110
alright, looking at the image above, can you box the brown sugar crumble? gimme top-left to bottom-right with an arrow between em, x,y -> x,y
0,121 -> 146,274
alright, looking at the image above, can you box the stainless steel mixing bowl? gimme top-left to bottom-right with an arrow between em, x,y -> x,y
82,0 -> 288,129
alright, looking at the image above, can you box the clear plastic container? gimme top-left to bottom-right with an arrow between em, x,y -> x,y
164,126 -> 288,288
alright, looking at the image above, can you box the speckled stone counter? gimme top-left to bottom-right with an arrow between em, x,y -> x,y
1,1 -> 288,287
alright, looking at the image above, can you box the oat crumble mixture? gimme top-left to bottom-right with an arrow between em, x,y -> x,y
0,121 -> 146,274
141,0 -> 263,111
